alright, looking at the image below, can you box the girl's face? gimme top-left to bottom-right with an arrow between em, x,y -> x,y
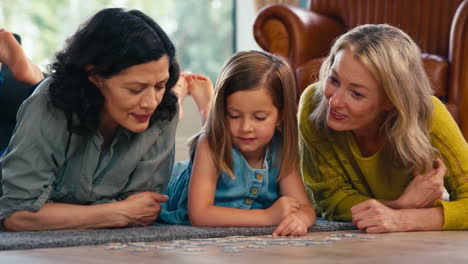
226,86 -> 280,162
324,48 -> 392,138
91,56 -> 169,136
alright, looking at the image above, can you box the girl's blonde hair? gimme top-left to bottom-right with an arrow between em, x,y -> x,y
191,50 -> 298,179
310,24 -> 437,173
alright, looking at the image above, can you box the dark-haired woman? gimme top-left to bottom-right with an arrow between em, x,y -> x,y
0,8 -> 181,231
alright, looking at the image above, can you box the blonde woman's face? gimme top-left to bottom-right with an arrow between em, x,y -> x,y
323,48 -> 392,137
226,86 -> 280,163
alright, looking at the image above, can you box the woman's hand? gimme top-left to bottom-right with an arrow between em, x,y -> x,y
351,199 -> 404,233
272,210 -> 310,236
120,192 -> 169,227
395,158 -> 446,209
266,196 -> 300,225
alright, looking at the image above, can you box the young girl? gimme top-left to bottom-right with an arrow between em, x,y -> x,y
160,50 -> 316,236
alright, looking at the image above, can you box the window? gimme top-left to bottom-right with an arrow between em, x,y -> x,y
0,0 -> 235,82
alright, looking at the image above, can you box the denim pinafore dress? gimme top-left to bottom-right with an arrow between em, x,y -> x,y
159,135 -> 281,225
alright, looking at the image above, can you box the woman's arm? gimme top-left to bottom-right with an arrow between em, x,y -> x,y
3,192 -> 169,231
188,135 -> 290,227
4,202 -> 127,231
351,199 -> 444,233
300,121 -> 374,221
298,85 -> 372,221
352,98 -> 468,232
427,97 -> 468,230
381,158 -> 445,210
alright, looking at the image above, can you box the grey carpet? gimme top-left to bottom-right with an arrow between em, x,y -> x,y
0,218 -> 355,250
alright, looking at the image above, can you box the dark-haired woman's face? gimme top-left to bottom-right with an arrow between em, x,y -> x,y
91,56 -> 169,137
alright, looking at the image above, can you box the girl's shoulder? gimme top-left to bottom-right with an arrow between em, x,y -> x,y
191,133 -> 212,162
194,133 -> 208,149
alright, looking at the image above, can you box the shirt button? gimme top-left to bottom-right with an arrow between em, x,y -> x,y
245,198 -> 253,204
251,187 -> 259,195
256,173 -> 264,180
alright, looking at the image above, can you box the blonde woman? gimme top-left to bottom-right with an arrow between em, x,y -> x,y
299,24 -> 467,233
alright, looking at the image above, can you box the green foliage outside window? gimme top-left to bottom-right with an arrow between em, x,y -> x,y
0,0 -> 234,82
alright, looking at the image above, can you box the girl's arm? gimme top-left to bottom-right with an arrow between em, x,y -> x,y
272,168 -> 316,236
188,135 -> 289,227
3,192 -> 168,231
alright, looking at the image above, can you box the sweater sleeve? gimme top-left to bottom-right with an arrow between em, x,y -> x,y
298,84 -> 369,221
430,97 -> 468,230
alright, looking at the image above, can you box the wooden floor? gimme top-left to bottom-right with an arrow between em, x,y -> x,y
1,230 -> 467,264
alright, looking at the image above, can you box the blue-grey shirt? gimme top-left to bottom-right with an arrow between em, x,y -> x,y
0,78 -> 178,220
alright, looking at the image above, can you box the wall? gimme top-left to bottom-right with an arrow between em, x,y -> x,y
175,0 -> 261,161
235,0 -> 261,51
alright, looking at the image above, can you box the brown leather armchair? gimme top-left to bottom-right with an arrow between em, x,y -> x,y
254,0 -> 468,139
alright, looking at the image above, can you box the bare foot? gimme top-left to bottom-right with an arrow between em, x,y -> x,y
186,73 -> 214,123
0,29 -> 43,85
173,73 -> 189,120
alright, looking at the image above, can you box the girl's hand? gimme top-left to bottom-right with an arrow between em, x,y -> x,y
351,199 -> 404,233
396,158 -> 446,209
272,210 -> 309,236
120,192 -> 169,227
266,196 -> 300,225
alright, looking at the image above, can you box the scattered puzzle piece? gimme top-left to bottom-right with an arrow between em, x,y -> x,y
103,232 -> 375,254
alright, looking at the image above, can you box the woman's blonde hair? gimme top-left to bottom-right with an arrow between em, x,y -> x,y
310,24 -> 437,173
191,50 -> 298,179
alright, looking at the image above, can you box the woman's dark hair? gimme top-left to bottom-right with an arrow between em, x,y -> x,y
49,8 -> 179,135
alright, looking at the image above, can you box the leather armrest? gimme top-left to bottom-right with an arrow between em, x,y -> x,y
448,0 -> 468,138
253,4 -> 346,68
421,53 -> 448,98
